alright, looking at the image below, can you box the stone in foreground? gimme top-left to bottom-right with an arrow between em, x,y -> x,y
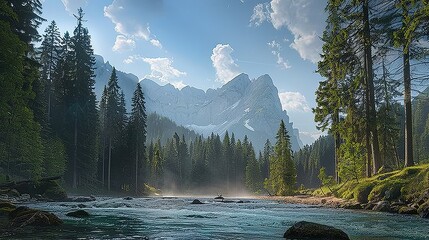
284,221 -> 350,240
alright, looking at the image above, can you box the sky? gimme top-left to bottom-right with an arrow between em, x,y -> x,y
40,0 -> 328,145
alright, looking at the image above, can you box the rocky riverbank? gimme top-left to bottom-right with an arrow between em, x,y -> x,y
266,164 -> 429,219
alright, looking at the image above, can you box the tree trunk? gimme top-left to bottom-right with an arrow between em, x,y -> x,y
73,114 -> 78,189
363,0 -> 381,175
333,109 -> 340,183
108,137 -> 112,192
102,134 -> 105,187
135,141 -> 139,196
404,49 -> 414,167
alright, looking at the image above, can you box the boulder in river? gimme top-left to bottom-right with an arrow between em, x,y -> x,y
9,206 -> 62,228
66,209 -> 90,218
284,221 -> 350,240
191,199 -> 204,204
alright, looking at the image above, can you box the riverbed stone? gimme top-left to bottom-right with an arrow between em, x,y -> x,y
9,206 -> 62,228
191,199 -> 203,204
66,209 -> 90,218
283,221 -> 350,240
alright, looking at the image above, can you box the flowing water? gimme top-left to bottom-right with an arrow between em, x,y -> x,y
3,197 -> 429,239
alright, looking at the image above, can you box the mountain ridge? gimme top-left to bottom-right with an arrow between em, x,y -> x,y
93,55 -> 303,151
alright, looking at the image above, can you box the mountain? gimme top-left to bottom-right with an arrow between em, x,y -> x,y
94,55 -> 303,151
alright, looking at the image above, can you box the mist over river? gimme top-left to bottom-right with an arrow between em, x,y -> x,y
3,197 -> 429,239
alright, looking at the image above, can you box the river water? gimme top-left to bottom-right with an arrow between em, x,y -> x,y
3,197 -> 429,239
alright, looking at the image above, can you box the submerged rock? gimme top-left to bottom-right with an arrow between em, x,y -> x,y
123,196 -> 133,200
9,206 -> 62,228
283,221 -> 350,240
66,210 -> 90,218
191,199 -> 204,204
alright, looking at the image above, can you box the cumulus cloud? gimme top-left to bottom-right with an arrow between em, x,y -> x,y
104,0 -> 163,49
250,0 -> 326,63
112,35 -> 136,52
61,0 -> 87,14
211,44 -> 241,84
142,57 -> 186,83
278,92 -> 310,112
268,40 -> 291,69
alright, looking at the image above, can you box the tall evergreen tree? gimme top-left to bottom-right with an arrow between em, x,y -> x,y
128,82 -> 147,195
265,120 -> 296,196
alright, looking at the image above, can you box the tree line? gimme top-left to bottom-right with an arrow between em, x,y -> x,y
314,0 -> 429,184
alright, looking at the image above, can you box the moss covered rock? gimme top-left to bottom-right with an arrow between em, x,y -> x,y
398,206 -> 417,215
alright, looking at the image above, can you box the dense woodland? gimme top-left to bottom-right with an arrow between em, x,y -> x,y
307,0 -> 429,187
0,0 -> 297,196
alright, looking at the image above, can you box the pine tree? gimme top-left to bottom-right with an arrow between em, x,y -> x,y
106,67 -> 123,191
265,120 -> 296,196
128,82 -> 147,195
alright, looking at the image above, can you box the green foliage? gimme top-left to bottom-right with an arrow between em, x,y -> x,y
318,167 -> 335,193
42,136 -> 66,177
0,0 -> 44,180
265,120 -> 296,196
245,153 -> 262,193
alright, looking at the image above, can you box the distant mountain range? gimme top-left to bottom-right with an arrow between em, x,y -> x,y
93,55 -> 303,151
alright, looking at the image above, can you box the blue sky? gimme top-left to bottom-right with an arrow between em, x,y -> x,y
40,0 -> 328,145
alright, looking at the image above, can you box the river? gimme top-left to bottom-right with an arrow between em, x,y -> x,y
3,197 -> 429,239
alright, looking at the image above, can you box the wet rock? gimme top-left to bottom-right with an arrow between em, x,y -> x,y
373,201 -> 391,212
236,200 -> 244,203
41,181 -> 67,201
9,206 -> 62,228
123,196 -> 133,200
0,201 -> 16,216
7,189 -> 20,198
71,196 -> 96,202
77,204 -> 87,208
283,221 -> 350,240
66,210 -> 90,218
191,199 -> 204,204
398,206 -> 417,215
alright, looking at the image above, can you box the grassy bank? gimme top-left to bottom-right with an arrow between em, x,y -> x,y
312,164 -> 429,216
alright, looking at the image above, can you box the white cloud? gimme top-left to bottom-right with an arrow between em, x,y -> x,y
268,40 -> 291,69
278,92 -> 311,112
104,0 -> 163,49
249,3 -> 271,27
61,0 -> 87,14
211,44 -> 241,84
112,35 -> 136,52
250,0 -> 326,63
150,39 -> 163,49
142,57 -> 186,83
